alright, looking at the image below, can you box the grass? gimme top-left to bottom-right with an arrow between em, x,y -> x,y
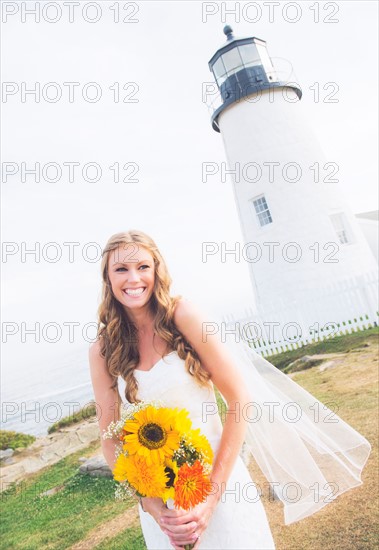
0,440 -> 137,550
246,329 -> 379,550
48,401 -> 98,434
84,326 -> 379,550
257,325 -> 379,371
93,526 -> 146,549
1,327 -> 377,549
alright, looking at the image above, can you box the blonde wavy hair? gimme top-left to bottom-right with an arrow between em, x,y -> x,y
96,230 -> 211,403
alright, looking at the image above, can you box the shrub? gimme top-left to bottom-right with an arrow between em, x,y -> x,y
0,430 -> 36,451
48,401 -> 98,434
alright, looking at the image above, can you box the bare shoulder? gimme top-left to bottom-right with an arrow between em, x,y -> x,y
172,298 -> 249,404
173,297 -> 204,327
173,297 -> 219,353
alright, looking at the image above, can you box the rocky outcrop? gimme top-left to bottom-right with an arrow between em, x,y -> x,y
285,352 -> 346,374
78,454 -> 112,478
0,448 -> 15,465
0,419 -> 101,492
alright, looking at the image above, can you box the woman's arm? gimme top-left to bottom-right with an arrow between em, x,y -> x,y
89,340 -> 171,533
160,299 -> 251,549
88,339 -> 122,471
173,298 -> 251,504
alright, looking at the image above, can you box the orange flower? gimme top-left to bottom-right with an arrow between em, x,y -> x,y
174,460 -> 213,510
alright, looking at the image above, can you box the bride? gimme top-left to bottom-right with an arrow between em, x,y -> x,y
89,229 -> 371,550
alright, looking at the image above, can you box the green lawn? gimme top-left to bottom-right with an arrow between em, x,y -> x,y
93,526 -> 146,549
1,326 -> 377,549
0,440 -> 136,550
258,325 -> 378,371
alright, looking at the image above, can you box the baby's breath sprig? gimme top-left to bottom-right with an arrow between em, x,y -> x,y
201,461 -> 213,476
115,482 -> 134,501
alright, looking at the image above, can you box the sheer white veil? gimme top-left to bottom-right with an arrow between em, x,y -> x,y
218,333 -> 371,525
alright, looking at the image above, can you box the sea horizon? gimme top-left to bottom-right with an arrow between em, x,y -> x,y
1,345 -> 94,437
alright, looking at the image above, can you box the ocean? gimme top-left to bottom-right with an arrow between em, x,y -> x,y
1,343 -> 95,437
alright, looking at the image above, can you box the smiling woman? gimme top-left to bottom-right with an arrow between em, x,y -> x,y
108,249 -> 155,304
88,229 -> 371,550
88,229 -> 277,549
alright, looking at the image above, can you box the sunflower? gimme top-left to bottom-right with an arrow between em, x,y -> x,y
164,458 -> 179,486
112,453 -> 129,483
173,408 -> 192,432
113,452 -> 169,497
174,460 -> 213,510
122,406 -> 189,465
162,458 -> 179,503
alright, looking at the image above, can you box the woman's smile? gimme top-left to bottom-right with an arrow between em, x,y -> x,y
123,287 -> 147,298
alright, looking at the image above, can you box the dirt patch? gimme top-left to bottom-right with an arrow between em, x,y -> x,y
258,343 -> 378,550
69,505 -> 140,550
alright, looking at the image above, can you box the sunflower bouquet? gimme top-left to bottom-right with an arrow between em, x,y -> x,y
103,400 -> 214,516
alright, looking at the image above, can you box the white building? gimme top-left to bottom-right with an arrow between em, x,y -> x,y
207,27 -> 378,350
355,210 -> 379,263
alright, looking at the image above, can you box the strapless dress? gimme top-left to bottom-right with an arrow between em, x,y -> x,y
117,350 -> 276,550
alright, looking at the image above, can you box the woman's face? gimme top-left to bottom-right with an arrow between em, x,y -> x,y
107,243 -> 155,311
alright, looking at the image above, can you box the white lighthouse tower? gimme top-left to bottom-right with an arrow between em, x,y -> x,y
208,26 -> 378,334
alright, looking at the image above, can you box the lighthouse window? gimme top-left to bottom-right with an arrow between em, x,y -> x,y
330,212 -> 350,245
239,44 -> 261,68
212,57 -> 227,85
252,196 -> 273,227
222,47 -> 243,75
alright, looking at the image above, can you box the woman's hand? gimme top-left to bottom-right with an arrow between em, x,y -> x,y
140,497 -> 200,548
159,498 -> 218,550
139,497 -> 168,529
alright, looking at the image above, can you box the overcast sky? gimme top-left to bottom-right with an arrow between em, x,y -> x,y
1,1 -> 378,377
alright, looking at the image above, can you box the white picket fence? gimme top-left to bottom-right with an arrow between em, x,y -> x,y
221,269 -> 379,357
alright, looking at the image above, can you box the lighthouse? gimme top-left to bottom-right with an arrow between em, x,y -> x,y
208,26 -> 378,329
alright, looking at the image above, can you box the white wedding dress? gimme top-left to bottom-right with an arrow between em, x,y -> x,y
117,350 -> 276,550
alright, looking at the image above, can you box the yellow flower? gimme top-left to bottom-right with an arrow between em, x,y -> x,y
122,406 -> 190,465
162,458 -> 179,503
184,428 -> 214,465
112,453 -> 129,483
174,408 -> 192,432
113,453 -> 169,497
164,458 -> 179,485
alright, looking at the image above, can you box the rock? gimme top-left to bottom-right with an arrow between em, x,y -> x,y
0,449 -> 14,460
0,420 -> 101,491
286,355 -> 323,373
298,355 -> 313,363
285,352 -> 347,374
39,485 -> 65,497
75,424 -> 99,445
0,463 -> 26,492
79,455 -> 113,478
13,447 -> 26,454
319,360 -> 336,372
2,457 -> 16,466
